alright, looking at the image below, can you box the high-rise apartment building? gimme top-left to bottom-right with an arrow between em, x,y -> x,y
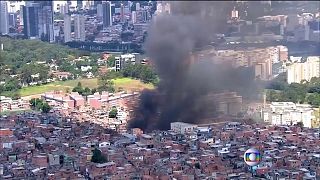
287,56 -> 320,84
131,11 -> 137,24
102,1 -> 112,27
74,14 -> 86,41
120,3 -> 125,23
97,4 -> 103,18
0,1 -> 9,35
64,15 -> 71,43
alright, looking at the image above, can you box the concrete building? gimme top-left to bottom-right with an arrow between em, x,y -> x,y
287,56 -> 320,84
74,14 -> 86,41
212,46 -> 280,80
278,45 -> 289,62
115,53 -> 145,71
231,7 -> 239,19
0,1 -> 9,34
170,122 -> 198,134
131,11 -> 137,24
22,2 -> 54,42
120,3 -> 125,23
63,15 -> 71,43
262,102 -> 316,128
97,4 -> 103,18
102,1 -> 112,28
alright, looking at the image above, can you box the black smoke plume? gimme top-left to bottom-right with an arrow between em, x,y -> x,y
129,2 -> 260,131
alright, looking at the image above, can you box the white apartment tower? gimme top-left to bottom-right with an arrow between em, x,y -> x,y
64,14 -> 71,43
74,14 -> 86,42
131,11 -> 137,24
287,56 -> 320,84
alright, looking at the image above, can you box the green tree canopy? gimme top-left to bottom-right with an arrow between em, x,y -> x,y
91,148 -> 107,163
109,107 -> 118,118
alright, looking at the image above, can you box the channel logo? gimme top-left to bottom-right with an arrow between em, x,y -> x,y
244,148 -> 261,166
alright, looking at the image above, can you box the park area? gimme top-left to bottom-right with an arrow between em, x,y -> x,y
7,78 -> 154,97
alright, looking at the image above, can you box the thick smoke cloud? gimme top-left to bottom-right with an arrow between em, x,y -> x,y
129,2 -> 260,131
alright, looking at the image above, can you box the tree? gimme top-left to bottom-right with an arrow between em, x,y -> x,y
91,148 -> 107,163
91,88 -> 97,94
77,82 -> 82,87
107,56 -> 116,68
109,107 -> 118,118
41,103 -> 51,113
72,82 -> 84,94
307,94 -> 320,107
195,162 -> 201,169
12,92 -> 21,100
30,98 -> 44,109
121,64 -> 157,84
83,87 -> 92,96
296,121 -> 304,128
97,79 -> 115,93
266,90 -> 281,102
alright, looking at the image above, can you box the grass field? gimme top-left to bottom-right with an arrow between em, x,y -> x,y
3,78 -> 154,97
0,109 -> 34,116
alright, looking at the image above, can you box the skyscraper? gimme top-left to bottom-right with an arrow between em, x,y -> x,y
38,1 -> 54,42
74,14 -> 86,41
64,14 -> 71,43
23,2 -> 54,42
23,2 -> 40,38
102,1 -> 112,28
0,1 -> 9,35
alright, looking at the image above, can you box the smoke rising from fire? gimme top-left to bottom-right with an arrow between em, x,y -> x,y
129,2 -> 260,131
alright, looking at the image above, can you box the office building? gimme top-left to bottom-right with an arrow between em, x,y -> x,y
102,1 -> 112,28
23,2 -> 41,38
0,1 -> 9,35
287,56 -> 320,84
64,15 -> 71,43
23,2 -> 54,42
38,2 -> 54,42
74,14 -> 86,41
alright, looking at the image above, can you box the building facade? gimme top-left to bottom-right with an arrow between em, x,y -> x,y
0,1 -> 9,35
262,102 -> 316,128
170,122 -> 198,134
74,14 -> 86,41
287,56 -> 320,84
63,15 -> 71,43
22,2 -> 54,42
102,1 -> 112,28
